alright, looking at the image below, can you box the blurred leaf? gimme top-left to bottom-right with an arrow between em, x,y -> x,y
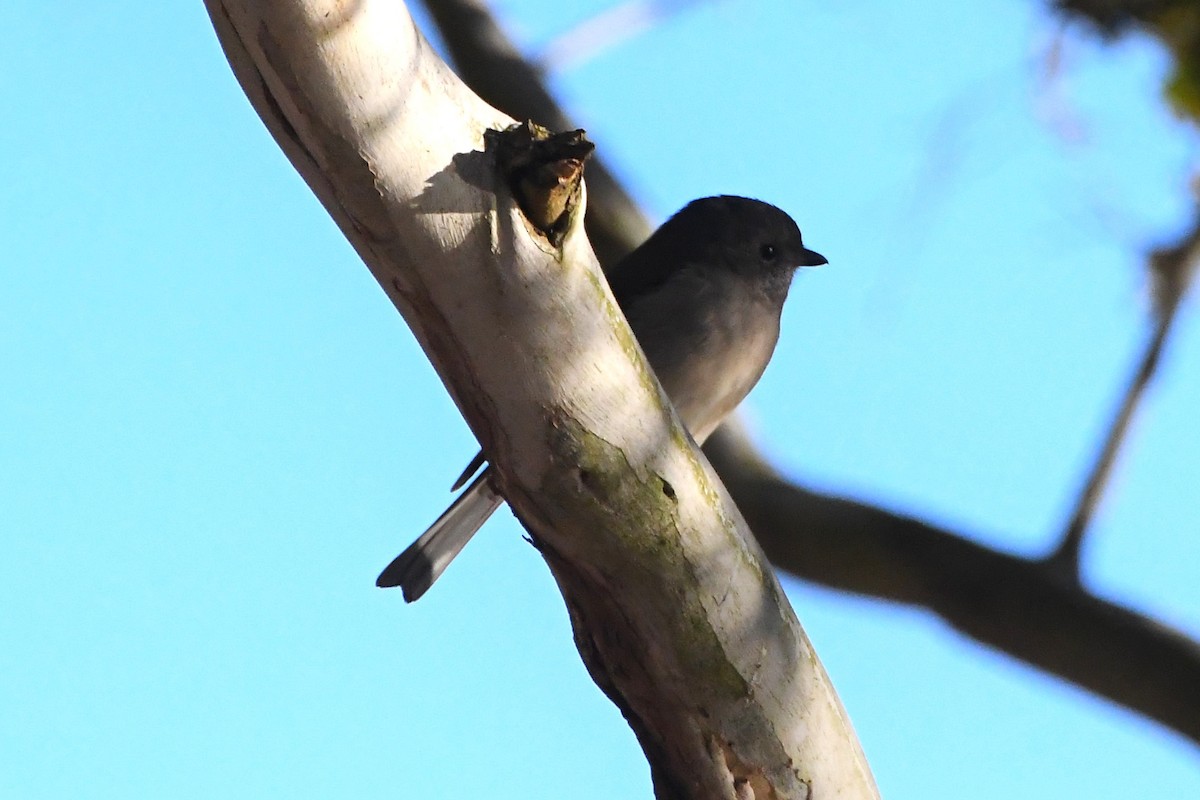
1057,0 -> 1200,123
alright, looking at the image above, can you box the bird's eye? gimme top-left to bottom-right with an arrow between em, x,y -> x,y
759,244 -> 778,262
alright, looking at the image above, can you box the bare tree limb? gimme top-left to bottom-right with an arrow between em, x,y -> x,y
1049,214 -> 1200,576
1047,323 -> 1170,576
204,1 -> 879,796
704,422 -> 1200,746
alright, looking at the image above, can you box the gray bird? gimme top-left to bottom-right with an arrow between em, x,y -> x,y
377,195 -> 826,601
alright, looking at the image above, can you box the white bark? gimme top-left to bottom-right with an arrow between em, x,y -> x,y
204,2 -> 880,797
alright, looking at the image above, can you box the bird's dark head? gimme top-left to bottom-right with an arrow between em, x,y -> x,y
672,195 -> 826,276
605,195 -> 826,311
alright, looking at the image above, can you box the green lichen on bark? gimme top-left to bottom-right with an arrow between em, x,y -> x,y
542,419 -> 752,699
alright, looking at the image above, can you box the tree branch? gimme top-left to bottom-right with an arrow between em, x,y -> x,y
1049,213 -> 1200,576
205,1 -> 878,796
704,422 -> 1200,746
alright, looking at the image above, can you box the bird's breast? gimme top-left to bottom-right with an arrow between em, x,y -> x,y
628,270 -> 783,444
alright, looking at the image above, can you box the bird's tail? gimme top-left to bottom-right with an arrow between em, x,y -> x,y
376,470 -> 503,602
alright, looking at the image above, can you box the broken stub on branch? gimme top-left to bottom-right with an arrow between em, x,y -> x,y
485,121 -> 595,246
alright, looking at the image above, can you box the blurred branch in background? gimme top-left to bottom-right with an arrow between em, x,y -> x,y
419,0 -> 1200,745
1048,210 -> 1200,577
535,0 -> 710,72
1046,1 -> 1200,578
704,420 -> 1200,745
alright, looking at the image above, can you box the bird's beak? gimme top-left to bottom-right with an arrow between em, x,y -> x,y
800,247 -> 828,267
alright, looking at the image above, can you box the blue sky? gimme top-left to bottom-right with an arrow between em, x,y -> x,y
3,1 -> 1198,798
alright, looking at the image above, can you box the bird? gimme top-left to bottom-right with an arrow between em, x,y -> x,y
377,195 -> 826,601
